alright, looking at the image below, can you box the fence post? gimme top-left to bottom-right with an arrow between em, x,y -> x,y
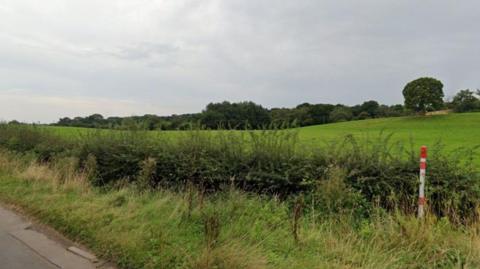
418,146 -> 427,218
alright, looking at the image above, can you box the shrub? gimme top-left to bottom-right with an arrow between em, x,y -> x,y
137,157 -> 157,190
308,167 -> 370,218
77,131 -> 157,186
0,124 -> 71,161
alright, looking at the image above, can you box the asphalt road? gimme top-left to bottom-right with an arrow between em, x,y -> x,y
0,232 -> 55,269
0,207 -> 55,269
0,204 -> 112,269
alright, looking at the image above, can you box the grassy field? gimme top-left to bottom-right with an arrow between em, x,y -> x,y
298,112 -> 480,152
48,112 -> 480,162
1,151 -> 480,269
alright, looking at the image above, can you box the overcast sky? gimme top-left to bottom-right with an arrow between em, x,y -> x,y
1,0 -> 479,123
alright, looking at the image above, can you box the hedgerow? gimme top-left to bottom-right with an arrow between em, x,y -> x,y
0,124 -> 478,222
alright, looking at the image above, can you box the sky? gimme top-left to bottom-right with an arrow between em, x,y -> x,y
1,0 -> 479,123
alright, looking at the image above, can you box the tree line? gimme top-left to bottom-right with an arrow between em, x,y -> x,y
54,100 -> 407,130
44,77 -> 480,130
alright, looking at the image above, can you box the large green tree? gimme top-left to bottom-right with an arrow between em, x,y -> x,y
360,100 -> 380,118
402,77 -> 444,113
201,101 -> 271,129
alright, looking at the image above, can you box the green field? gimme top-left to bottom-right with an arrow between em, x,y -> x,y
50,112 -> 480,156
299,112 -> 480,151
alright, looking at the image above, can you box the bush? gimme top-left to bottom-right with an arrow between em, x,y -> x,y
356,111 -> 370,120
307,167 -> 370,218
77,131 -> 157,186
0,124 -> 71,161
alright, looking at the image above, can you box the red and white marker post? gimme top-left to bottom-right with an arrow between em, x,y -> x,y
418,146 -> 427,218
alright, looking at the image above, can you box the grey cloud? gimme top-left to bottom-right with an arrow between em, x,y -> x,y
0,0 -> 479,122
112,43 -> 178,60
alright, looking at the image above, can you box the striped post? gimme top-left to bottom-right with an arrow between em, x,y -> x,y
418,146 -> 427,218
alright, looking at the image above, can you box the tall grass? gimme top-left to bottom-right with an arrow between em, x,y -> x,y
0,151 -> 480,268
